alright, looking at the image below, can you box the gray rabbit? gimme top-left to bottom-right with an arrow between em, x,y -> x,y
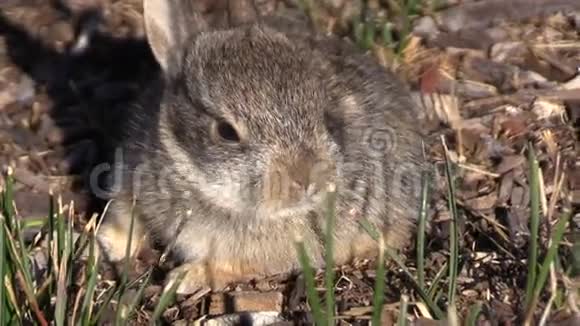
96,0 -> 425,294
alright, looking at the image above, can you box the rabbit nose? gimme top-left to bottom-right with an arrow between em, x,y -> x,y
287,158 -> 332,194
264,155 -> 333,203
288,164 -> 311,192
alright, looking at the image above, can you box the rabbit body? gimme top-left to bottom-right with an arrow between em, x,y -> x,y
97,0 -> 425,294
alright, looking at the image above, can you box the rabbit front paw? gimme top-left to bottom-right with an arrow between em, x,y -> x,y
165,261 -> 252,295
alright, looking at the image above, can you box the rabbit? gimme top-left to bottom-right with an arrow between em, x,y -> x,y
96,0 -> 426,295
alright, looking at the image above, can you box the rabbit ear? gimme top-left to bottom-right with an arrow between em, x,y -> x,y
144,0 -> 208,73
228,0 -> 259,25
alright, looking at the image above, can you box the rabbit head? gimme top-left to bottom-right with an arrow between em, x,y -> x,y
143,0 -> 340,220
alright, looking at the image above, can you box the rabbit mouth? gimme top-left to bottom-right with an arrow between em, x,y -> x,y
254,188 -> 329,220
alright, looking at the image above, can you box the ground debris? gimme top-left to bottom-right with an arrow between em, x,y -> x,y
0,0 -> 578,324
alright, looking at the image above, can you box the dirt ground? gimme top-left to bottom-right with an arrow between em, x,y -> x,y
0,0 -> 579,324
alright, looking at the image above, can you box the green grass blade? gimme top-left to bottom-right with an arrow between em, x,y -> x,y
525,211 -> 570,319
417,171 -> 430,289
432,288 -> 445,307
67,208 -> 74,287
3,168 -> 14,227
121,269 -> 153,323
0,176 -> 9,324
47,192 -> 55,296
359,220 -> 444,319
406,0 -> 422,15
6,170 -> 33,287
466,302 -> 482,326
427,262 -> 448,299
0,213 -> 7,326
0,176 -> 17,324
385,248 -> 444,319
150,270 -> 186,325
91,285 -> 118,324
443,150 -> 459,305
54,258 -> 68,325
80,232 -> 100,325
125,268 -> 154,289
72,229 -> 90,262
400,0 -> 411,37
324,188 -> 336,324
55,211 -> 72,326
1,184 -> 17,326
92,269 -> 153,324
21,217 -> 48,230
363,20 -> 376,50
13,215 -> 33,290
4,223 -> 48,325
56,198 -> 65,266
4,169 -> 32,284
396,0 -> 418,55
3,270 -> 20,323
397,294 -> 408,326
534,212 -> 570,298
359,219 -> 380,241
381,22 -> 394,48
372,237 -> 386,326
524,143 -> 540,308
295,240 -> 326,325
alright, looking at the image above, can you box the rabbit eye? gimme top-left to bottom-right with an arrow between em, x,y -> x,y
214,120 -> 240,143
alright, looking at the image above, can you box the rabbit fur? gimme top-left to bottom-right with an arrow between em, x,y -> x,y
96,0 -> 426,294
